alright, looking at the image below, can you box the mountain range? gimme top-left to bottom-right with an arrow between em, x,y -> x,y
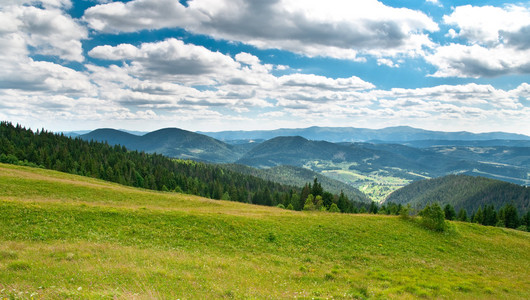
79,126 -> 530,198
200,126 -> 530,143
81,128 -> 249,163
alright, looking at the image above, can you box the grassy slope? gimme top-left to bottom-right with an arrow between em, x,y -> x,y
0,163 -> 529,299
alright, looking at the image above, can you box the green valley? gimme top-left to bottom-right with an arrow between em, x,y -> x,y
1,163 -> 529,299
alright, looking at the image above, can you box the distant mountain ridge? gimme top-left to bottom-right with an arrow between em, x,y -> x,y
236,136 -> 530,186
200,126 -> 530,143
81,128 -> 246,163
80,127 -> 530,188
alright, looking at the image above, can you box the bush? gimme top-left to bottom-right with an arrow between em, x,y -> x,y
328,203 -> 340,213
419,203 -> 447,232
399,204 -> 411,220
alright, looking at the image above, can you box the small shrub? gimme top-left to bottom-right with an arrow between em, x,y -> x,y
419,203 -> 447,232
328,203 -> 340,213
399,204 -> 411,220
276,204 -> 285,209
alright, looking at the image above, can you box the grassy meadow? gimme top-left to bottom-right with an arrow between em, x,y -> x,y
0,163 -> 529,299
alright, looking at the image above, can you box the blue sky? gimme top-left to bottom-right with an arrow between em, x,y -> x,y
1,0 -> 529,135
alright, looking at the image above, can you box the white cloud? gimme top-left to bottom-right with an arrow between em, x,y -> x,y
277,74 -> 374,91
429,4 -> 530,77
0,3 -> 87,62
84,0 -> 438,61
426,0 -> 441,7
444,5 -> 530,46
377,58 -> 399,68
89,39 -> 244,85
427,43 -> 530,78
0,56 -> 94,95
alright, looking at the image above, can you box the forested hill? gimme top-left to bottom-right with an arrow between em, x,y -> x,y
0,122 -> 366,212
81,127 -> 245,163
385,174 -> 530,214
221,164 -> 367,203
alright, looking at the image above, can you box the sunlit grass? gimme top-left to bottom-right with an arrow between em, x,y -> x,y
1,163 -> 529,299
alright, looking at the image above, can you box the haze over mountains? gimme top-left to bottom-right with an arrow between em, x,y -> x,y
200,126 -> 530,143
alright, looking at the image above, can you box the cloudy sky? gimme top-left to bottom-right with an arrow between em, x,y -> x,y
1,0 -> 529,134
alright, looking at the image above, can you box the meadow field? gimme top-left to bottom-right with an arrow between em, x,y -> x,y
1,163 -> 529,299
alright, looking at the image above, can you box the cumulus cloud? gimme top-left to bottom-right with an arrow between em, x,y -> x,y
444,5 -> 530,46
84,0 -> 438,61
278,74 -> 374,91
89,39 -> 244,85
429,4 -> 530,77
1,3 -> 87,62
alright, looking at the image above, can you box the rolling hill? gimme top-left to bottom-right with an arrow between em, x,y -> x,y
1,163 -> 529,299
385,175 -> 530,215
222,164 -> 368,203
237,136 -> 530,187
81,127 -> 245,163
76,126 -> 530,201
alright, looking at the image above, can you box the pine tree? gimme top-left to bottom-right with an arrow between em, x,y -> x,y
457,209 -> 468,222
502,203 -> 519,229
443,204 -> 456,220
472,207 -> 484,224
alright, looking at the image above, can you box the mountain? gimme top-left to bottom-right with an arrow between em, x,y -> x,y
80,128 -> 245,163
222,164 -> 368,203
200,126 -> 530,143
237,136 -> 444,175
81,128 -> 141,147
385,175 -> 530,214
237,136 -> 530,189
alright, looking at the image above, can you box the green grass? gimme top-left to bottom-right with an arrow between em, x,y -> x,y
1,163 -> 529,299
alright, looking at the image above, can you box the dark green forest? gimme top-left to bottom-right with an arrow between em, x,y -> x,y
385,174 -> 530,214
0,122 -> 367,213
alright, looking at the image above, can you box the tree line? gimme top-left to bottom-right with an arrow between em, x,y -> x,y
0,122 -> 369,212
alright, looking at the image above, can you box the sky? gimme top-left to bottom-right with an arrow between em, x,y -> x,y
1,0 -> 529,135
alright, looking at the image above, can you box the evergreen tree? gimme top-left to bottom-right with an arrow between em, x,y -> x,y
457,208 -> 468,222
472,207 -> 484,224
303,194 -> 315,211
502,203 -> 519,229
443,204 -> 456,220
482,205 -> 498,226
311,178 -> 323,197
368,201 -> 379,214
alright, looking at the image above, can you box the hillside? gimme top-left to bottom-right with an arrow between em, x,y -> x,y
236,136 -> 530,200
1,163 -> 529,299
81,127 -> 244,163
222,164 -> 368,203
201,125 -> 530,143
386,175 -> 530,215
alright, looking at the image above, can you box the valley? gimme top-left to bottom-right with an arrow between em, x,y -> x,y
78,126 -> 530,202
